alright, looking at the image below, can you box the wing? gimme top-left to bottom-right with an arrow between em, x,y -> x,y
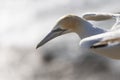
90,36 -> 120,49
80,29 -> 120,49
82,12 -> 113,21
82,12 -> 119,21
90,38 -> 120,48
80,28 -> 120,59
82,12 -> 120,30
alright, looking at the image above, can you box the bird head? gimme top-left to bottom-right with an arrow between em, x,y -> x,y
36,15 -> 84,48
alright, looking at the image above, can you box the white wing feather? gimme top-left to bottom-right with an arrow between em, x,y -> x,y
91,30 -> 120,48
82,12 -> 120,30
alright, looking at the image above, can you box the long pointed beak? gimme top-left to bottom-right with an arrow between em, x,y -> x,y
36,29 -> 67,49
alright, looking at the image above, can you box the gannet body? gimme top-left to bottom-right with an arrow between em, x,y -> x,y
36,13 -> 120,59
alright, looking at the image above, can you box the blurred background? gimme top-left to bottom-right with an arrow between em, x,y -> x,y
1,0 -> 120,80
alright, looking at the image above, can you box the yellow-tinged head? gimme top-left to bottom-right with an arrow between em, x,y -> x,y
56,15 -> 84,31
36,15 -> 85,48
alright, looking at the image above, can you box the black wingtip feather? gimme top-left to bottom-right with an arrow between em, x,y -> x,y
90,44 -> 108,48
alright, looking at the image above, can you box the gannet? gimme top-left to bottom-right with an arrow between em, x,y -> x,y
36,14 -> 106,48
36,13 -> 120,59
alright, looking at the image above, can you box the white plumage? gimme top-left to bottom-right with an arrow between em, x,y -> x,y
80,29 -> 120,59
36,12 -> 120,59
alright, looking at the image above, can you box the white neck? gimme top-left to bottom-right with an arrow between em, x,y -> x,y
76,21 -> 107,39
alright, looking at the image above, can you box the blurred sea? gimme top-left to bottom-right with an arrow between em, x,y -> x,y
1,0 -> 120,80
